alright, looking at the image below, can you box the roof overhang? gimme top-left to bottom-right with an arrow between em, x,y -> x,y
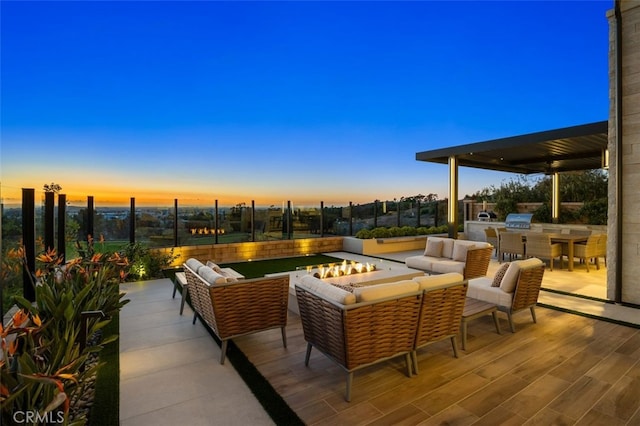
415,121 -> 608,174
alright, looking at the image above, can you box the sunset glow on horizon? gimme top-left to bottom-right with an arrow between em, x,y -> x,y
1,1 -> 610,208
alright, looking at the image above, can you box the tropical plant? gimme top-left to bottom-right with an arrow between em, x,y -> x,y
1,245 -> 130,425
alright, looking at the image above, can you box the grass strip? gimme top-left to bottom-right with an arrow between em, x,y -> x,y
89,314 -> 120,426
220,254 -> 344,278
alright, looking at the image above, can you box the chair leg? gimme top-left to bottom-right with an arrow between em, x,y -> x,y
345,372 -> 353,402
172,282 -> 178,299
530,306 -> 537,324
304,343 -> 313,366
507,311 -> 516,333
450,336 -> 459,358
220,340 -> 228,365
281,327 -> 287,348
405,353 -> 413,377
492,311 -> 501,335
411,351 -> 419,375
179,290 -> 187,315
192,312 -> 197,324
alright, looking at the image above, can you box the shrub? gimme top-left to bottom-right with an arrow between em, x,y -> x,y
120,243 -> 179,280
355,229 -> 373,239
401,226 -> 418,236
371,227 -> 391,238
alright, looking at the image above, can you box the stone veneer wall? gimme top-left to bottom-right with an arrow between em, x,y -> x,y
608,1 -> 640,304
152,236 -> 344,266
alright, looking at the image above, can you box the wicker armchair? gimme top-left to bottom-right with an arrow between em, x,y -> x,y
183,263 -> 289,364
499,232 -> 525,262
524,232 -> 563,271
468,258 -> 545,332
464,246 -> 494,279
295,282 -> 420,402
574,234 -> 600,272
596,234 -> 607,267
484,228 -> 498,256
412,281 -> 468,374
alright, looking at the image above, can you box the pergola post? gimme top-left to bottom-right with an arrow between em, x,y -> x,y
552,172 -> 560,224
448,155 -> 459,238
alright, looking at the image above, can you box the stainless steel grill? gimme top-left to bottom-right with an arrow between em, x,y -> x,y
505,213 -> 533,230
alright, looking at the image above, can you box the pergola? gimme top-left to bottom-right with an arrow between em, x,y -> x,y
415,121 -> 609,236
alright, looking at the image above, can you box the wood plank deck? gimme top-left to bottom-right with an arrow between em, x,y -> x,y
234,306 -> 640,425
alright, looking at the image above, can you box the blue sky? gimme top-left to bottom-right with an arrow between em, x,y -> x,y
1,1 -> 611,207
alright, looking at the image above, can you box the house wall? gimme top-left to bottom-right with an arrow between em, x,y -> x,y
608,1 -> 640,304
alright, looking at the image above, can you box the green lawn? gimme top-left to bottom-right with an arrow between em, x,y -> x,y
220,254 -> 343,279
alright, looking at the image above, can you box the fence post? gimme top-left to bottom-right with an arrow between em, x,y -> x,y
374,200 -> 378,228
57,194 -> 66,261
349,202 -> 353,236
129,198 -> 136,244
416,200 -> 421,227
87,196 -> 94,240
44,191 -> 55,252
320,201 -> 324,237
251,200 -> 256,242
397,199 -> 401,227
287,200 -> 292,239
22,188 -> 36,302
173,199 -> 179,247
215,200 -> 219,244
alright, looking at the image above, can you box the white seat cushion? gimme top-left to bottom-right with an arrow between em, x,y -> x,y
468,277 -> 514,307
431,260 -> 465,275
405,255 -> 438,271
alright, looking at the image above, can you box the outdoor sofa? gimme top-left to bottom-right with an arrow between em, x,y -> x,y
295,272 -> 467,401
405,236 -> 493,279
183,258 -> 289,364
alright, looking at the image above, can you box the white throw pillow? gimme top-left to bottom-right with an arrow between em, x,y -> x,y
424,240 -> 443,257
186,258 -> 205,273
499,258 -> 543,293
199,266 -> 228,285
452,244 -> 475,262
206,260 -> 223,272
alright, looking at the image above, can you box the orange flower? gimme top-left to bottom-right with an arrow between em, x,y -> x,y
32,314 -> 42,327
12,310 -> 28,328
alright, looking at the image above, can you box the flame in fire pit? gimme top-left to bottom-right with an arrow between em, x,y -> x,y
311,259 -> 376,279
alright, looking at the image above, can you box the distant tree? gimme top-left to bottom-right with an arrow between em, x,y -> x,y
43,182 -> 62,193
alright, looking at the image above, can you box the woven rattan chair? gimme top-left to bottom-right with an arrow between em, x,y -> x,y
464,246 -> 493,279
295,284 -> 421,402
504,263 -> 545,332
574,234 -> 600,272
183,263 -> 289,364
524,232 -> 563,271
468,259 -> 545,333
498,232 -> 525,262
412,281 -> 468,374
596,234 -> 607,267
484,228 -> 498,256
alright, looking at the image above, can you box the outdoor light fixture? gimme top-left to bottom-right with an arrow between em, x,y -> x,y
602,148 -> 609,169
